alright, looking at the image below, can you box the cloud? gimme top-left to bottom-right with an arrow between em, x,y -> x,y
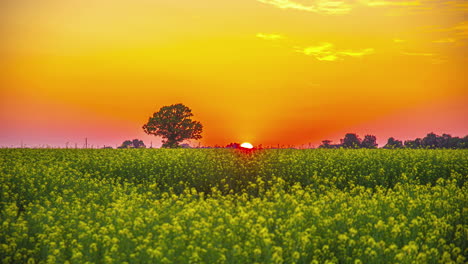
297,42 -> 374,61
339,49 -> 375,57
432,38 -> 456,43
256,0 -> 467,15
256,34 -> 374,61
256,33 -> 285,40
393,38 -> 407,43
402,51 -> 434,56
256,0 -> 315,12
255,0 -> 352,15
401,48 -> 449,64
365,0 -> 420,7
429,21 -> 468,41
442,1 -> 468,12
364,0 -> 468,15
448,21 -> 468,39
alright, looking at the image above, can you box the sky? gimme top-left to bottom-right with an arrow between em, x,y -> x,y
1,0 -> 467,148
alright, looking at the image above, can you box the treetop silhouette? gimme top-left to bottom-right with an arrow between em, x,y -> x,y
143,103 -> 203,148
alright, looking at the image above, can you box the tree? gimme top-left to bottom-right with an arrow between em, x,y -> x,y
341,133 -> 361,148
439,134 -> 453,148
404,138 -> 422,149
226,143 -> 241,149
118,140 -> 132,149
319,140 -> 333,149
118,139 -> 146,149
143,103 -> 203,148
131,139 -> 146,148
361,135 -> 378,149
384,137 -> 403,149
422,132 -> 441,149
461,136 -> 468,149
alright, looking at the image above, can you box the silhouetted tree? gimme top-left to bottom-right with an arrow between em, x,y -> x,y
420,133 -> 468,149
384,137 -> 403,149
361,135 -> 378,149
132,139 -> 146,148
422,132 -> 439,149
449,135 -> 467,149
461,136 -> 468,149
319,140 -> 332,148
119,140 -> 132,149
118,139 -> 146,149
439,134 -> 452,148
341,133 -> 361,148
143,103 -> 203,148
226,143 -> 241,149
404,138 -> 422,149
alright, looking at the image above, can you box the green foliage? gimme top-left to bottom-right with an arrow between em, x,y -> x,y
143,104 -> 203,148
1,149 -> 467,263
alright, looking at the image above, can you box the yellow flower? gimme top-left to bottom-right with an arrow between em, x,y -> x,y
292,251 -> 300,260
254,248 -> 262,255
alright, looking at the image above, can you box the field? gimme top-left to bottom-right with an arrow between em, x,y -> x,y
1,149 -> 467,263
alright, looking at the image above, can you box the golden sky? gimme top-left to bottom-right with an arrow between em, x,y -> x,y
1,0 -> 467,147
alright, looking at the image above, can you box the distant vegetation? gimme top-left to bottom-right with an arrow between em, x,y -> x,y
319,132 -> 468,149
115,132 -> 467,150
117,139 -> 146,149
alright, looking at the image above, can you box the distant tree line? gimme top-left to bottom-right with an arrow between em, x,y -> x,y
117,133 -> 467,150
319,132 -> 468,149
226,143 -> 241,149
118,139 -> 146,149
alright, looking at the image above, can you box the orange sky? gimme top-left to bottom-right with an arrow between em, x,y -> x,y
1,0 -> 467,148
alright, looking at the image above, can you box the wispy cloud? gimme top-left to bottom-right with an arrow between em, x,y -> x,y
393,38 -> 407,43
365,1 -> 420,7
256,34 -> 374,61
297,42 -> 374,61
256,0 -> 467,15
255,0 -> 352,15
365,0 -> 468,15
402,51 -> 434,56
441,1 -> 468,12
432,38 -> 456,43
339,49 -> 375,57
447,21 -> 468,39
256,33 -> 285,40
428,21 -> 468,41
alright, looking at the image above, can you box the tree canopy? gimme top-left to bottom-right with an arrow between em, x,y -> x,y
318,132 -> 467,149
361,135 -> 378,149
341,133 -> 361,148
143,104 -> 203,148
384,137 -> 403,149
118,139 -> 146,149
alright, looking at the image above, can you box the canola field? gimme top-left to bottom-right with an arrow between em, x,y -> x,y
0,149 -> 467,263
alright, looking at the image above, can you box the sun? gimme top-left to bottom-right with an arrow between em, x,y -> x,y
240,142 -> 253,149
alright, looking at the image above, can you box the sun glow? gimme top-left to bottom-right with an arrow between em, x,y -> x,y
240,142 -> 254,149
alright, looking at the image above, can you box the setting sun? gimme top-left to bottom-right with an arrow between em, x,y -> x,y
240,142 -> 254,149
